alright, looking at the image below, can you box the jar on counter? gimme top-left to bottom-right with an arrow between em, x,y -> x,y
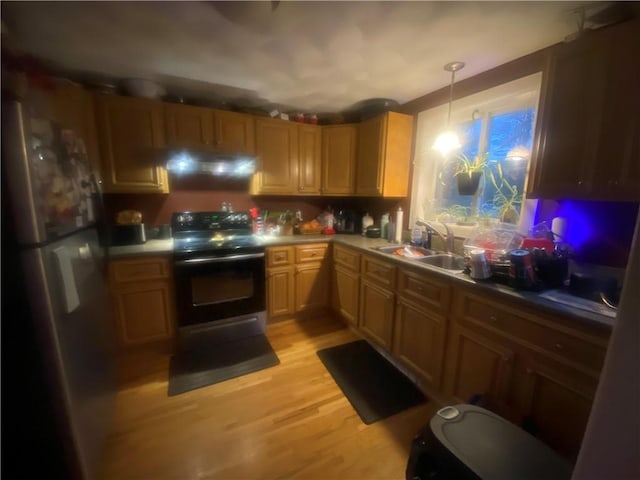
361,212 -> 373,235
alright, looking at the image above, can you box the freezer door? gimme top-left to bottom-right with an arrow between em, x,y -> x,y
21,227 -> 115,480
2,98 -> 98,245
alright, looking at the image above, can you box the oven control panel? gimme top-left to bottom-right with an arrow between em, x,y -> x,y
172,211 -> 251,232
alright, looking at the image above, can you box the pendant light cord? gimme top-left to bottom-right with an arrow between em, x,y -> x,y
447,69 -> 455,126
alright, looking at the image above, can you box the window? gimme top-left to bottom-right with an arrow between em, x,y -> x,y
410,73 -> 542,236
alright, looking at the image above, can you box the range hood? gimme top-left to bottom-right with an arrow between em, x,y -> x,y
160,147 -> 257,177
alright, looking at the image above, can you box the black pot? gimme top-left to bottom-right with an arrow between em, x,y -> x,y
456,172 -> 482,195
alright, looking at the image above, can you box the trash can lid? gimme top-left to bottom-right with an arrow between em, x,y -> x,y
430,404 -> 572,480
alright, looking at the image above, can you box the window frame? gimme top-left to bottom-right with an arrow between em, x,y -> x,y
410,72 -> 543,238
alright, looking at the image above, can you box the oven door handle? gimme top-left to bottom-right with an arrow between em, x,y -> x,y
174,252 -> 265,266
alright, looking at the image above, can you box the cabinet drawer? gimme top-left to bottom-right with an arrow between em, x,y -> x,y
295,243 -> 328,263
454,290 -> 607,372
267,246 -> 294,267
361,255 -> 396,289
111,256 -> 170,283
333,244 -> 360,272
397,268 -> 451,312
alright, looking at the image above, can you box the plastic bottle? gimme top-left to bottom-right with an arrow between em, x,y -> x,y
380,213 -> 390,240
395,207 -> 403,243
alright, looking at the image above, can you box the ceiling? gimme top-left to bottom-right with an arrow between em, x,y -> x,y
1,1 -> 626,114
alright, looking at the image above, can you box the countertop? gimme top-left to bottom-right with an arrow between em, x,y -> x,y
108,234 -> 615,330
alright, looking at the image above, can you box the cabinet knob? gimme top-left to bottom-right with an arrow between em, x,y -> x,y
554,343 -> 564,351
577,180 -> 583,186
276,255 -> 284,261
502,355 -> 511,363
489,315 -> 498,323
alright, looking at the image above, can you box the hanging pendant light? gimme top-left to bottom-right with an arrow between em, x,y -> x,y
433,61 -> 465,156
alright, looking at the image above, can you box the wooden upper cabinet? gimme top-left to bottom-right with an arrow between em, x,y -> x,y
322,124 -> 357,194
95,94 -> 168,193
164,103 -> 214,147
298,124 -> 322,194
591,20 -> 640,200
48,81 -> 103,184
528,19 -> 640,201
356,111 -> 413,197
213,109 -> 255,155
254,117 -> 299,194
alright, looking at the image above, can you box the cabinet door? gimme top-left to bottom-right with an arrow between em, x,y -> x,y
592,20 -> 640,200
165,103 -> 214,147
393,299 -> 446,388
322,125 -> 357,194
298,124 -> 322,194
295,263 -> 329,312
112,280 -> 174,346
356,114 -> 385,195
95,95 -> 168,193
359,280 -> 394,351
48,82 -> 103,184
333,266 -> 359,327
442,322 -> 514,404
255,118 -> 298,194
356,112 -> 413,197
213,110 -> 255,155
527,31 -> 610,198
510,350 -> 599,461
267,266 -> 295,318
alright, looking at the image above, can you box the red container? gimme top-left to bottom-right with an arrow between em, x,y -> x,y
521,237 -> 555,252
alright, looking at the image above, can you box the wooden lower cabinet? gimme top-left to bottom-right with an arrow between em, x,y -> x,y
359,280 -> 394,351
266,244 -> 329,320
509,349 -> 598,461
442,322 -> 515,405
267,266 -> 295,318
109,256 -> 175,347
295,262 -> 329,312
393,298 -> 446,388
333,266 -> 359,327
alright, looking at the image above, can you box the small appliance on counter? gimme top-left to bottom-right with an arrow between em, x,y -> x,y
334,209 -> 360,234
109,209 -> 146,246
365,225 -> 381,238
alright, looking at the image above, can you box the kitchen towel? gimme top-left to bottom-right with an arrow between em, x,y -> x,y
317,340 -> 427,424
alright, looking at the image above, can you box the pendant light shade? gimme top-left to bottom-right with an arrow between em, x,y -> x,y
433,61 -> 465,156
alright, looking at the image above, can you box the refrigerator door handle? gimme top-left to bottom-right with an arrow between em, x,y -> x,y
53,246 -> 80,313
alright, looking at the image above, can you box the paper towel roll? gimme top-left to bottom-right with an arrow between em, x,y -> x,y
395,208 -> 403,243
551,216 -> 567,241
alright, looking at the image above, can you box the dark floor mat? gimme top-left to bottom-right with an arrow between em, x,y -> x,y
317,340 -> 427,424
168,334 -> 280,396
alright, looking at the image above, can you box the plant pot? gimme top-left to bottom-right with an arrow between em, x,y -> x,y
456,172 -> 482,195
500,205 -> 519,224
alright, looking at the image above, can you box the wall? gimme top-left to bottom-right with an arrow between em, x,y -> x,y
535,200 -> 639,269
103,173 -> 408,232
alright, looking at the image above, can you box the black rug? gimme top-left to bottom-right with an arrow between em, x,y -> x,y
317,340 -> 427,424
168,334 -> 280,396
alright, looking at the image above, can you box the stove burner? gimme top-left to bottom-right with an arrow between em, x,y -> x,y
171,211 -> 262,257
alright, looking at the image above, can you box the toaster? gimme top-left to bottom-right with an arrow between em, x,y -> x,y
109,223 -> 146,246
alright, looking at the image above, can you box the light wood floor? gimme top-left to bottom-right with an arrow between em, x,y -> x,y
102,315 -> 441,480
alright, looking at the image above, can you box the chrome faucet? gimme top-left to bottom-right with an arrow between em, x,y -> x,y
416,220 -> 455,253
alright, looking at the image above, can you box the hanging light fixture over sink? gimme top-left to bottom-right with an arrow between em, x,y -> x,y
432,61 -> 465,156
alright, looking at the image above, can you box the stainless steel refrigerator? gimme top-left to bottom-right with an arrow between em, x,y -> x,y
2,91 -> 116,480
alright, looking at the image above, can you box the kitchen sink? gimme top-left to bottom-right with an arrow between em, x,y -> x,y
373,245 -> 437,257
413,254 -> 466,271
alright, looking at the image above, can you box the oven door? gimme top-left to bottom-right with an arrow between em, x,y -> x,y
173,251 -> 265,328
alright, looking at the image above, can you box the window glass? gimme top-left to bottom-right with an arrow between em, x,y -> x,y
410,72 -> 542,235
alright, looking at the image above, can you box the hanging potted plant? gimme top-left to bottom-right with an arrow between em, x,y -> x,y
440,152 -> 489,196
